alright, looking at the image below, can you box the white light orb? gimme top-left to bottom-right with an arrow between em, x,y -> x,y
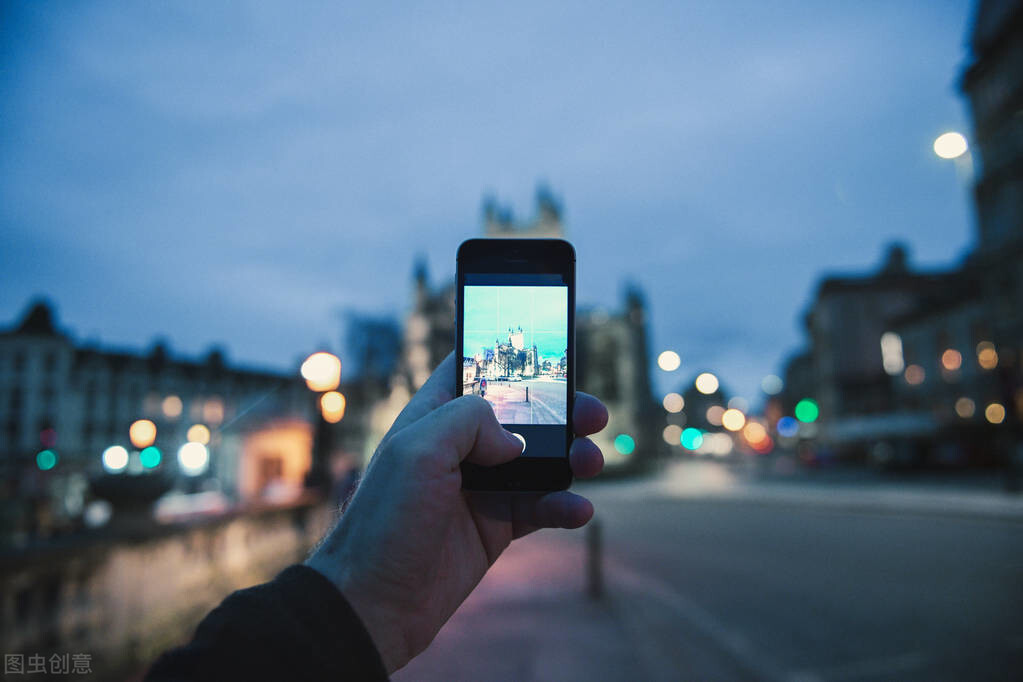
178,442 -> 210,476
657,350 -> 681,372
102,445 -> 129,472
695,372 -> 719,395
933,132 -> 968,160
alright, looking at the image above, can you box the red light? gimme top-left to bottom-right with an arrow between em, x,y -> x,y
40,428 -> 57,448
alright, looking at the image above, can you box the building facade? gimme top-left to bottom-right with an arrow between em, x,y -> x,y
0,301 -> 315,539
779,1 -> 1023,465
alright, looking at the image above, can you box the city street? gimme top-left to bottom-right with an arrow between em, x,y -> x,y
483,378 -> 567,424
396,462 -> 1023,682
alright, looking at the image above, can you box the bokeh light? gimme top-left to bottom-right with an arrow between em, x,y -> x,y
203,398 -> 225,425
102,445 -> 129,472
954,397 -> 975,419
695,373 -> 719,395
880,332 -> 905,375
178,442 -> 210,475
706,405 -> 725,426
140,446 -> 162,468
657,350 -> 681,372
613,434 -> 635,455
933,131 -> 968,159
129,419 -> 157,449
681,428 -> 704,450
941,349 -> 962,371
761,375 -> 783,395
985,403 -> 1005,424
161,395 -> 183,419
721,408 -> 746,432
977,342 -> 998,370
39,427 -> 57,448
700,432 -> 734,457
321,391 -> 347,423
794,399 -> 819,423
904,365 -> 925,386
186,424 -> 211,445
662,392 -> 684,413
742,422 -> 768,446
776,416 -> 799,438
662,424 -> 683,445
36,449 -> 57,471
301,352 -> 342,392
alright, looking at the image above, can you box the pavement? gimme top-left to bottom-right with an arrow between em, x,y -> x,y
394,461 -> 1023,682
482,378 -> 567,424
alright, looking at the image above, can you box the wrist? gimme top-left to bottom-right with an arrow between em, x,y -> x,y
305,552 -> 409,674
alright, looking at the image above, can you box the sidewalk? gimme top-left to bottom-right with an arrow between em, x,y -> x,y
392,529 -> 647,682
394,527 -> 770,681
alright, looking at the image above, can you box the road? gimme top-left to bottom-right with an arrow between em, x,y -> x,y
482,378 -> 566,424
397,462 -> 1023,681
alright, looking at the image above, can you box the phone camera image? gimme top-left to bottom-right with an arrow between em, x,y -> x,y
461,284 -> 568,427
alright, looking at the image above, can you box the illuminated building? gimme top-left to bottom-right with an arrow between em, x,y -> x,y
778,2 -> 1023,464
0,301 -> 314,499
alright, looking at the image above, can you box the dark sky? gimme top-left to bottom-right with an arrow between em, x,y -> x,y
0,1 -> 975,403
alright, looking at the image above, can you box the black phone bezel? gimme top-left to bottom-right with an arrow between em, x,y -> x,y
456,238 -> 575,492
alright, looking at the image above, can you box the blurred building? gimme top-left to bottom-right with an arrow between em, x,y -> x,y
791,246 -> 961,449
483,184 -> 563,238
780,1 -> 1023,465
367,187 -> 657,470
0,301 -> 315,540
577,287 -> 658,468
962,0 -> 1023,260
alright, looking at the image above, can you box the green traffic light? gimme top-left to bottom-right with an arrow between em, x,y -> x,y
795,399 -> 819,423
614,434 -> 635,456
36,449 -> 58,471
681,427 -> 704,450
140,446 -> 162,469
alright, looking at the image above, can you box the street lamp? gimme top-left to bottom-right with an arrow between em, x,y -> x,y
321,391 -> 346,423
933,131 -> 968,159
301,351 -> 343,491
301,352 -> 341,392
129,419 -> 157,449
657,350 -> 681,372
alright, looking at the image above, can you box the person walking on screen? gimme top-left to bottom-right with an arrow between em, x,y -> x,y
479,375 -> 487,399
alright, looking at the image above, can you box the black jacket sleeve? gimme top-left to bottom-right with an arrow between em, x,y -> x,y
145,564 -> 388,681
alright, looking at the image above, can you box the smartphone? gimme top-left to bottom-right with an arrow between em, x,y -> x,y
456,238 -> 575,491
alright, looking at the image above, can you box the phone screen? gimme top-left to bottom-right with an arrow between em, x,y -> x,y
460,273 -> 569,459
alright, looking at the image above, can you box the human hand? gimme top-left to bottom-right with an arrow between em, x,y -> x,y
305,353 -> 607,673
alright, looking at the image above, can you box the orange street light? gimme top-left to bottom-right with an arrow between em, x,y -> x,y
129,419 -> 157,449
321,391 -> 346,423
301,352 -> 342,392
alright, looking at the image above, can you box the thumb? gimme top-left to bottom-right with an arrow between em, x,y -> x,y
409,395 -> 524,468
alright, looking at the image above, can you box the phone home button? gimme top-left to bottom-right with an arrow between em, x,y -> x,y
511,432 -> 526,454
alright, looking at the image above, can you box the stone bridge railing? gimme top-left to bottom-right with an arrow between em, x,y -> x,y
0,500 -> 335,681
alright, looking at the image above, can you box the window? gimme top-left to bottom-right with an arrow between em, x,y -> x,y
42,386 -> 56,410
